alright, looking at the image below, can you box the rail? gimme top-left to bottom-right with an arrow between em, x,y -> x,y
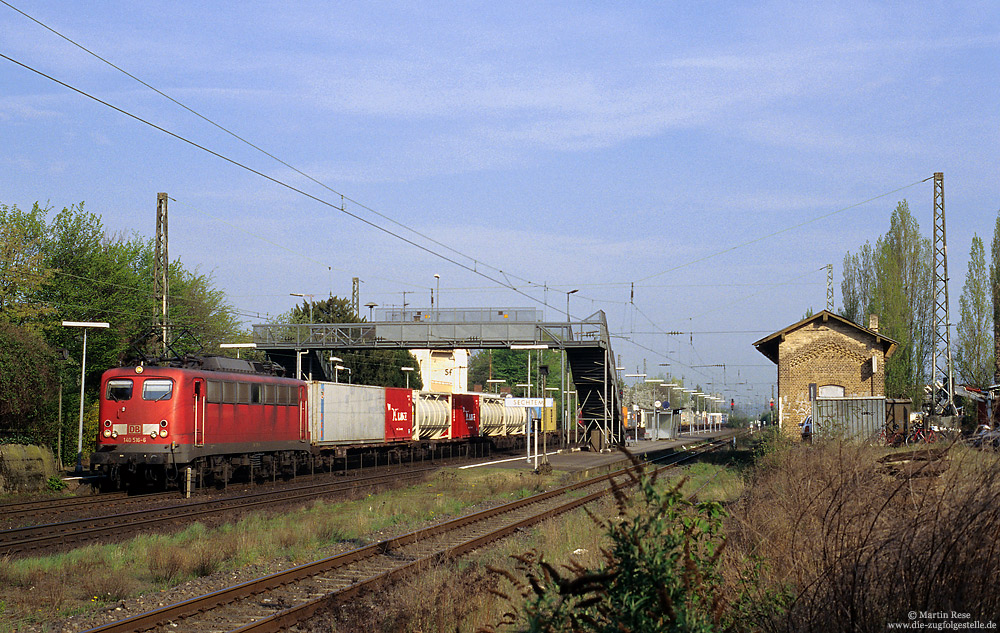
81,438 -> 731,633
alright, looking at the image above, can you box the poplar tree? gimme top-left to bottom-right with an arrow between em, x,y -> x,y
956,235 -> 993,387
840,200 -> 933,403
991,211 -> 1000,384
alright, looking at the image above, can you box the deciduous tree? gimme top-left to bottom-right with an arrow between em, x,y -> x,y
287,297 -> 422,388
0,322 -> 59,443
0,202 -> 54,327
956,235 -> 993,387
840,200 -> 933,403
991,211 -> 1000,384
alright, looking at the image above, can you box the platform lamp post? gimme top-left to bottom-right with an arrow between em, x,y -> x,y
697,393 -> 707,433
624,373 -> 645,439
335,365 -> 350,383
487,378 -> 505,393
682,389 -> 695,434
433,274 -> 440,321
289,293 -> 314,322
401,366 -> 415,388
62,321 -> 109,472
220,342 -> 256,359
511,343 -> 548,398
365,302 -> 378,322
643,378 -> 663,441
661,383 -> 679,439
329,356 -> 343,383
562,289 -> 579,446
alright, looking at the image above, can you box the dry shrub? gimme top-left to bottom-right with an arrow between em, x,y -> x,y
80,570 -> 138,602
725,439 -> 1000,632
0,556 -> 23,588
273,523 -> 302,550
190,541 -> 228,577
147,547 -> 188,583
327,561 -> 502,633
23,566 -> 69,611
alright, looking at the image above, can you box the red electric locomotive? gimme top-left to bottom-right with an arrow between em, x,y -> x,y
91,357 -> 535,490
91,359 -> 306,489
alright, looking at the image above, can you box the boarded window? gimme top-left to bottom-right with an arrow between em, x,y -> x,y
819,384 -> 846,398
222,382 -> 237,404
237,382 -> 251,405
206,380 -> 223,403
263,384 -> 275,405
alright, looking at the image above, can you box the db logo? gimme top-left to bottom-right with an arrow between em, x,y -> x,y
128,425 -> 142,434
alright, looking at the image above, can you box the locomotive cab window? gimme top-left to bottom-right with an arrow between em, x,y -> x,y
106,379 -> 134,401
142,379 -> 174,401
251,384 -> 262,404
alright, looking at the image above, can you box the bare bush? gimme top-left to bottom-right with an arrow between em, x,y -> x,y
725,440 -> 1000,632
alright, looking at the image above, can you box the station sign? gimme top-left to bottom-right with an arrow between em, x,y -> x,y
503,397 -> 554,408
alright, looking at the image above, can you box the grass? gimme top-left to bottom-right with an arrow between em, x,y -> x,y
319,498 -> 615,633
0,467 -> 557,632
319,458 -> 744,632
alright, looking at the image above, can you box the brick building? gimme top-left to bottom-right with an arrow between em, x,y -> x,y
753,310 -> 898,438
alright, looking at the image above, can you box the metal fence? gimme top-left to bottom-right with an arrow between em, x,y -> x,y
811,396 -> 886,441
376,307 -> 543,323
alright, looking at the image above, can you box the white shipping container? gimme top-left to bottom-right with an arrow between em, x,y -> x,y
308,382 -> 387,445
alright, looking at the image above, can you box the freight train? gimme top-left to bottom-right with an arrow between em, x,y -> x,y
90,358 -> 537,490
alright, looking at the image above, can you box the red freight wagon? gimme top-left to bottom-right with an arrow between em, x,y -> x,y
384,387 -> 414,441
451,393 -> 481,439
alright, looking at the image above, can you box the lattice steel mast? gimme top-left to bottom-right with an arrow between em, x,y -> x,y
827,263 -> 834,312
931,173 -> 957,416
154,193 -> 169,356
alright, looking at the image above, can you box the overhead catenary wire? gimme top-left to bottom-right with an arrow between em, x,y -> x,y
0,52 -> 560,315
1,9 -> 937,408
0,0 -> 539,291
166,197 -> 433,292
632,177 -> 932,285
0,15 -> 930,330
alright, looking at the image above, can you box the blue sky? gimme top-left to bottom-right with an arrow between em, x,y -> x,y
3,1 -> 998,412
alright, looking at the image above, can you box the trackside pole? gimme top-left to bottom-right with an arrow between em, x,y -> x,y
534,413 -> 539,471
526,416 -> 532,464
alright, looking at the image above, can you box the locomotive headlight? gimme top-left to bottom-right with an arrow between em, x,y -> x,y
103,420 -> 111,427
159,420 -> 168,427
158,429 -> 168,438
103,429 -> 112,438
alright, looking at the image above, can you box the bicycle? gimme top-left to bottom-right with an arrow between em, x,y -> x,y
877,422 -> 905,447
905,421 -> 937,446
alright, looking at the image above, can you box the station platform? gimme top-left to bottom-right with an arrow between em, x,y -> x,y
461,429 -> 737,474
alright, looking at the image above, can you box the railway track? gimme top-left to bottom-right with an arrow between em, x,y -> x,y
0,466 -> 439,558
80,438 -> 731,633
0,490 -> 177,527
